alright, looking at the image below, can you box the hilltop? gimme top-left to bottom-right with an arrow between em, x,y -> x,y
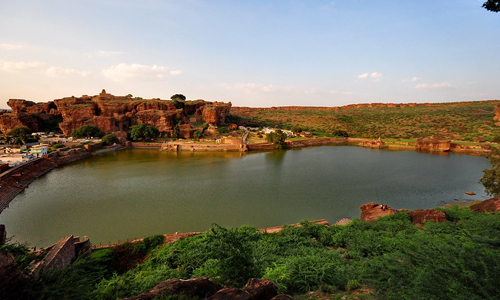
231,100 -> 500,141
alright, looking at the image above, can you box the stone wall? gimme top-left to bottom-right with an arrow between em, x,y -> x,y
30,236 -> 76,279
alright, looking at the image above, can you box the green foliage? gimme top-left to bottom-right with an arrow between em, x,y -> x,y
483,0 -> 500,12
171,94 -> 186,109
22,208 -> 500,300
193,130 -> 202,141
172,122 -> 181,139
332,130 -> 349,137
101,134 -> 119,145
71,125 -> 104,139
6,126 -> 37,144
130,123 -> 160,141
291,125 -> 302,133
266,129 -> 287,149
480,147 -> 500,196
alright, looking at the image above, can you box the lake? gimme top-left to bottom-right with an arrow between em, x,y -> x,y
0,146 -> 490,247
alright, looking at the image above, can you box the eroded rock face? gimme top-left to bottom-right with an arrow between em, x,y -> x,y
470,197 -> 500,213
360,202 -> 396,222
0,90 -> 232,136
407,209 -> 447,225
244,278 -> 278,300
416,138 -> 451,152
122,277 -> 222,300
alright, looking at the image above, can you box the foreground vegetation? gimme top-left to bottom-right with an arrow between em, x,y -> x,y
231,101 -> 499,141
5,206 -> 500,300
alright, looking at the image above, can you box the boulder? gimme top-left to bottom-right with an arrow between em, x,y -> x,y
406,209 -> 447,225
470,197 -> 500,213
208,288 -> 252,300
244,278 -> 278,300
360,202 -> 395,222
122,277 -> 222,300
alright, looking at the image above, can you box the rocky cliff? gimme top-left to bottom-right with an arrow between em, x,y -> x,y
0,90 -> 232,136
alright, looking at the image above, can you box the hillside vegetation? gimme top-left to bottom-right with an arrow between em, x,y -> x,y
6,206 -> 500,300
231,101 -> 500,141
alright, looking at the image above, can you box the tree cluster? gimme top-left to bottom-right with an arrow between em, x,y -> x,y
6,126 -> 38,145
130,123 -> 160,141
266,130 -> 287,149
480,147 -> 500,196
71,125 -> 104,139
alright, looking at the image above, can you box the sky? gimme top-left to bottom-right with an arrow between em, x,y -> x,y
0,0 -> 499,109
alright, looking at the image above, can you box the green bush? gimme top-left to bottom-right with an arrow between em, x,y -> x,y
101,134 -> 119,145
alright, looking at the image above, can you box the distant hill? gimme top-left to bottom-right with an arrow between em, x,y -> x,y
230,100 -> 500,141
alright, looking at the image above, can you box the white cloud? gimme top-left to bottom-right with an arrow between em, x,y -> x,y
358,72 -> 383,80
0,60 -> 45,72
45,66 -> 91,77
0,43 -> 24,50
411,77 -> 421,82
415,82 -> 454,89
101,63 -> 181,81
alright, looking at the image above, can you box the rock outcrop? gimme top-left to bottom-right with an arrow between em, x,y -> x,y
360,202 -> 396,222
122,277 -> 284,300
407,209 -> 447,225
470,197 -> 500,213
0,90 -> 232,136
122,277 -> 223,300
416,137 -> 451,152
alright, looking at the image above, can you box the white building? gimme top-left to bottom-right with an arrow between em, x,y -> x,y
30,145 -> 48,156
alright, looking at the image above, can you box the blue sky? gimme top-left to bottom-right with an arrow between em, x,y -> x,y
0,0 -> 498,108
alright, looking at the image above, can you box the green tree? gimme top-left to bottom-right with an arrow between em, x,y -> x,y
480,147 -> 500,196
171,94 -> 186,109
172,122 -> 181,139
130,124 -> 160,141
71,125 -> 104,139
266,129 -> 287,149
291,125 -> 302,134
193,130 -> 202,141
483,0 -> 500,12
7,126 -> 35,145
332,130 -> 349,137
102,134 -> 119,145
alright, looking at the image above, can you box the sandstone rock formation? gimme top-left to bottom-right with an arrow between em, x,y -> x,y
0,90 -> 232,136
360,202 -> 396,222
122,277 -> 222,300
406,209 -> 447,225
469,197 -> 500,213
416,137 -> 451,152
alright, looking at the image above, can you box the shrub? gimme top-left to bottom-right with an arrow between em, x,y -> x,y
102,134 -> 119,145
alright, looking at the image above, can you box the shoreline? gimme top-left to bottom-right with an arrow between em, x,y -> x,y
0,137 -> 490,215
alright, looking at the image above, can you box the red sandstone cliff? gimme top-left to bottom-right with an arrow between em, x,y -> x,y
0,90 -> 232,136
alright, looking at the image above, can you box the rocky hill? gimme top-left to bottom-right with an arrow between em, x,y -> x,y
0,90 -> 231,137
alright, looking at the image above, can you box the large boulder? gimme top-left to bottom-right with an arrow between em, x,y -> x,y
122,277 -> 222,300
244,278 -> 278,300
208,288 -> 252,300
470,198 -> 500,213
360,202 -> 395,222
406,209 -> 447,225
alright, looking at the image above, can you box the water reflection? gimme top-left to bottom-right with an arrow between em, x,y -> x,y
0,146 -> 490,247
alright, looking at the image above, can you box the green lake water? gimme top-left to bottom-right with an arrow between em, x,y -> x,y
0,146 -> 490,247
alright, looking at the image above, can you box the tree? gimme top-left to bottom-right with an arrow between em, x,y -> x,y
291,125 -> 302,134
480,147 -> 500,196
332,130 -> 349,137
172,122 -> 181,139
171,94 -> 186,110
193,130 -> 202,141
7,126 -> 33,145
102,134 -> 119,145
266,130 -> 287,149
130,124 -> 160,141
71,125 -> 104,139
483,0 -> 500,12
